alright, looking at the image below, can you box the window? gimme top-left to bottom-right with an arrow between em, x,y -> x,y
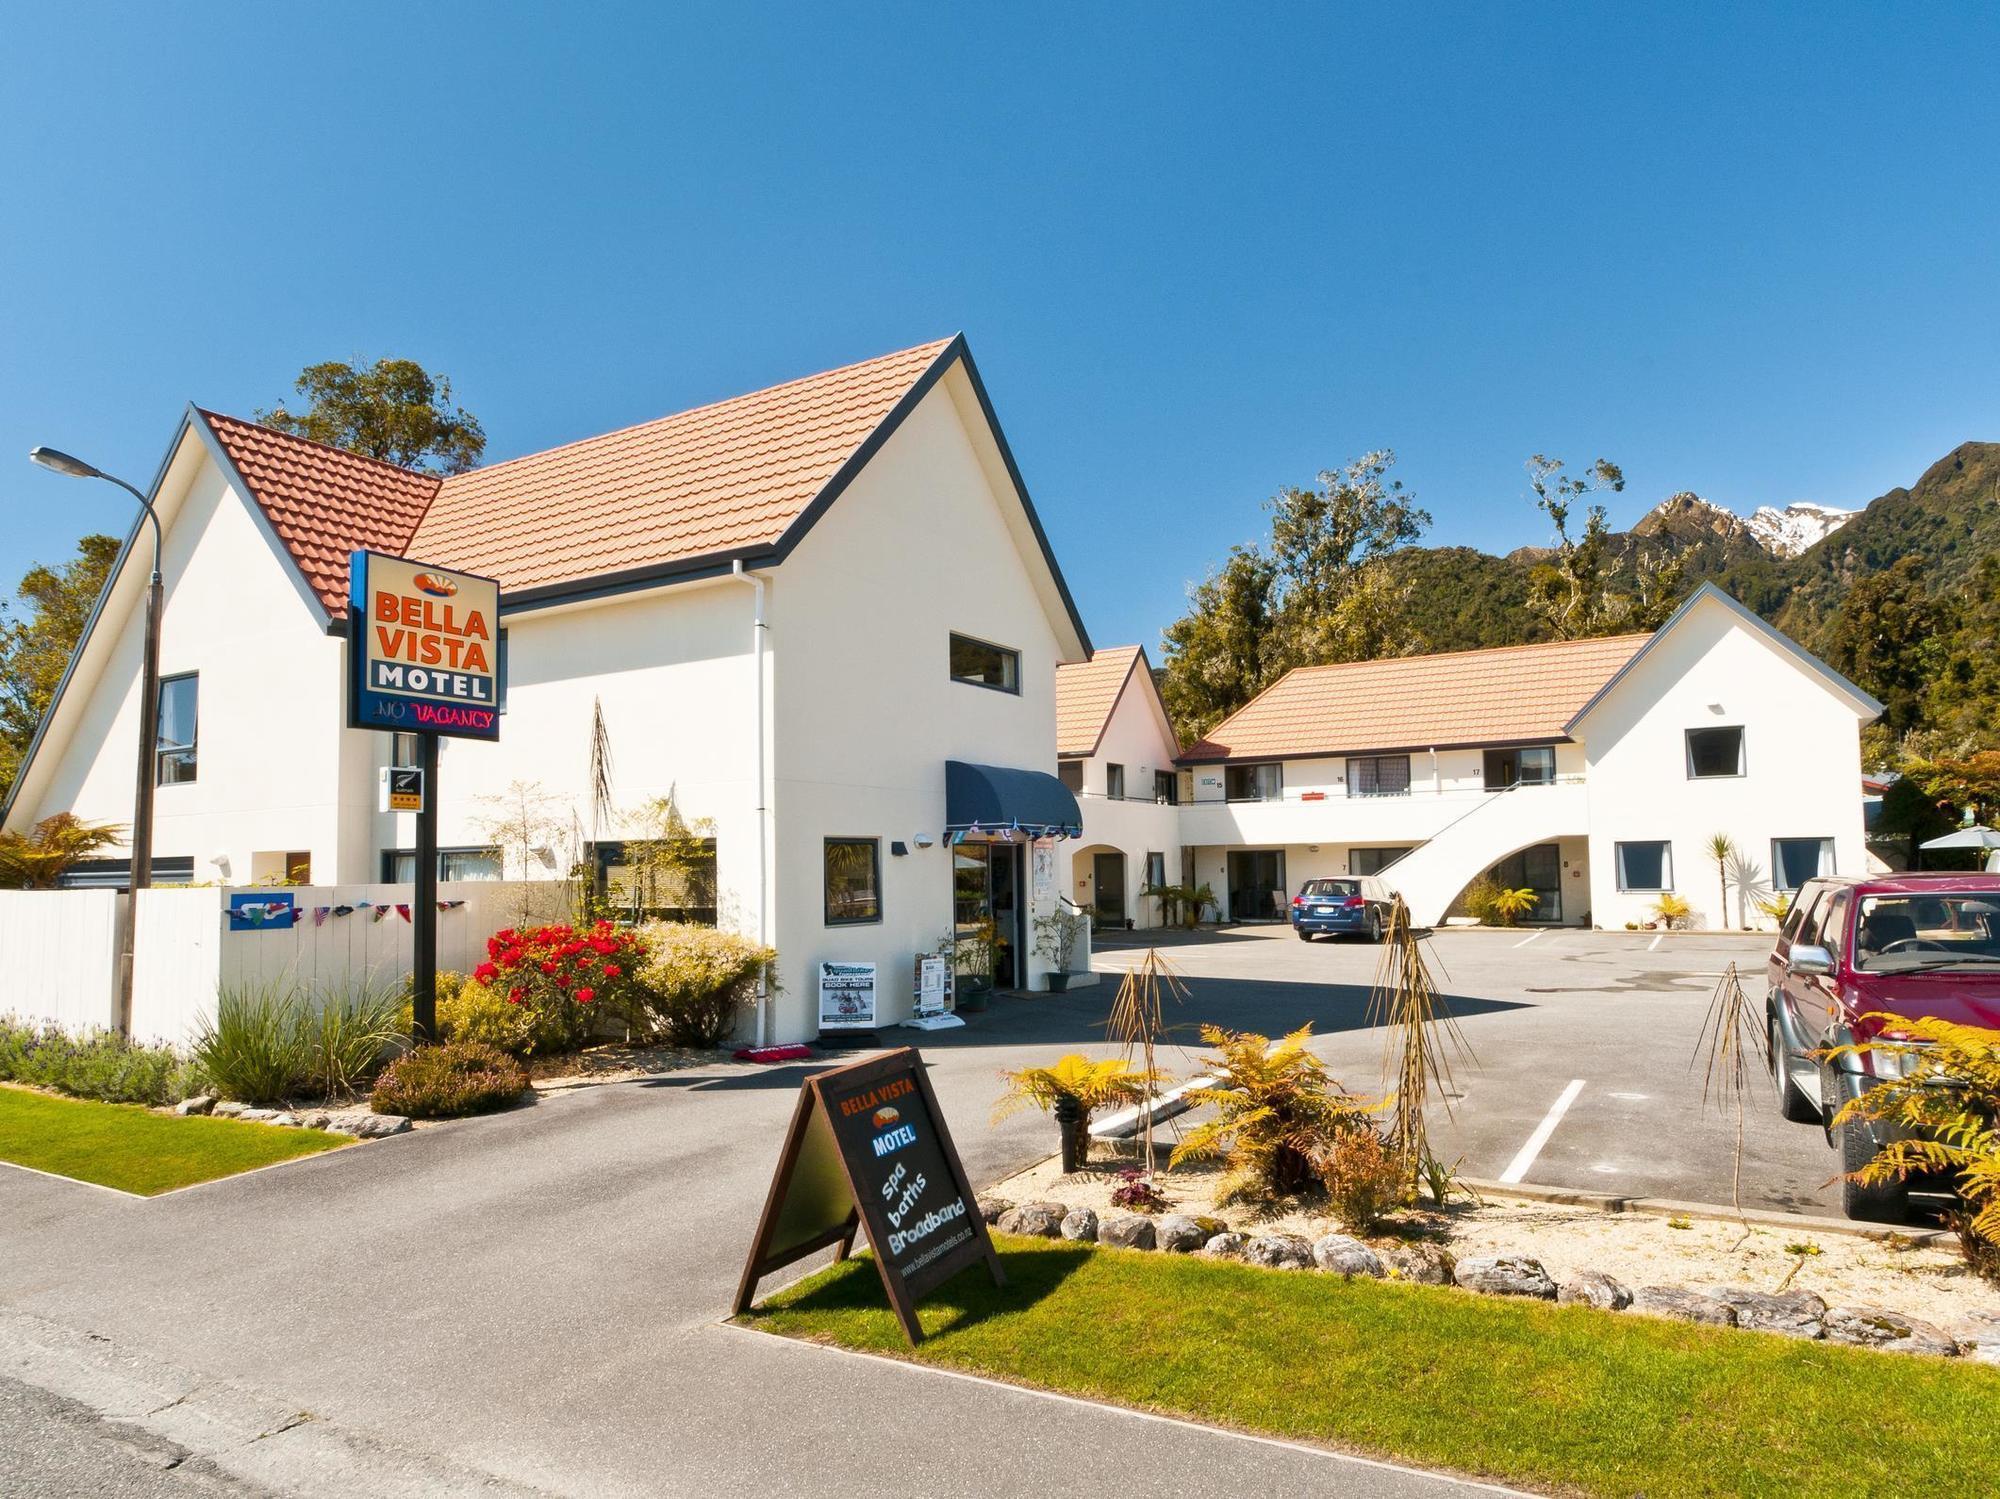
1685,726 -> 1745,778
1615,840 -> 1673,891
824,837 -> 882,925
1346,754 -> 1411,797
57,856 -> 195,890
1145,851 -> 1166,890
1771,837 -> 1834,891
1350,846 -> 1411,876
1057,759 -> 1083,793
383,847 -> 503,882
949,634 -> 1019,693
1153,769 -> 1178,805
1483,746 -> 1555,789
1105,763 -> 1125,800
1224,763 -> 1283,802
156,673 -> 198,785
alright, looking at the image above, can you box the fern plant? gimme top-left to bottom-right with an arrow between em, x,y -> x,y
994,1054 -> 1158,1170
1826,1015 -> 2000,1281
1489,886 -> 1539,927
1652,892 -> 1694,930
1169,1024 -> 1364,1203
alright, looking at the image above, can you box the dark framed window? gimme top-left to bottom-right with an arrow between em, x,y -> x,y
1057,759 -> 1083,792
1224,763 -> 1283,801
949,633 -> 1019,693
1153,769 -> 1178,805
824,837 -> 882,925
1483,746 -> 1555,789
1105,763 -> 1125,800
156,673 -> 198,785
1145,851 -> 1167,889
382,847 -> 503,882
1615,840 -> 1673,891
58,856 -> 195,891
1350,846 -> 1412,876
1346,754 -> 1411,797
1685,726 -> 1745,778
593,838 -> 718,923
1771,837 -> 1833,891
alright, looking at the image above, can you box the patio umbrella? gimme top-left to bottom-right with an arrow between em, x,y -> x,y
1919,825 -> 2000,872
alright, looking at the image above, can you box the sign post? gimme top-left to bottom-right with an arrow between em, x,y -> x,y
735,1048 -> 1003,1344
347,550 -> 502,1042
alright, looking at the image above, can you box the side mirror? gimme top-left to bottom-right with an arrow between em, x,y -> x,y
1788,943 -> 1834,977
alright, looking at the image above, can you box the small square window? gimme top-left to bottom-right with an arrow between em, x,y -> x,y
1685,726 -> 1745,778
1057,760 -> 1083,792
1772,837 -> 1833,891
1105,763 -> 1125,800
949,634 -> 1019,693
1615,840 -> 1673,891
824,838 -> 882,925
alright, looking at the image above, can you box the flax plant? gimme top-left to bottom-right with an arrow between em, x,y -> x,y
1367,896 -> 1473,1199
1694,961 -> 1766,1222
1106,948 -> 1189,1173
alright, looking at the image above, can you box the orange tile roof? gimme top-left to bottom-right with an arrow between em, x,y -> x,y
1055,645 -> 1144,756
413,338 -> 955,595
1182,634 -> 1651,762
199,338 -> 957,616
199,412 -> 441,614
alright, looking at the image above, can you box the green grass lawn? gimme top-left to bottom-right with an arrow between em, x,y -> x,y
746,1235 -> 2000,1498
0,1085 -> 348,1195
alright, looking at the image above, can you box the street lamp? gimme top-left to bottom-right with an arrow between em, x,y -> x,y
29,446 -> 164,1034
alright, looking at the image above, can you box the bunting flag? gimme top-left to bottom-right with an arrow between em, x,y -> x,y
395,903 -> 412,923
313,906 -> 331,927
333,905 -> 354,917
372,905 -> 391,923
436,899 -> 465,912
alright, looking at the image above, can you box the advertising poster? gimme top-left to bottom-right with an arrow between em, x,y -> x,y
347,551 -> 503,741
818,960 -> 878,1029
913,954 -> 951,1017
1032,839 -> 1055,899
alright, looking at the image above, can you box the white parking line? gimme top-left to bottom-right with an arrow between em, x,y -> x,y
1647,933 -> 1663,952
1498,1079 -> 1585,1184
1513,930 -> 1545,949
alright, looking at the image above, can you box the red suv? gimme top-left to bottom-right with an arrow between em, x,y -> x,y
1767,872 -> 2000,1220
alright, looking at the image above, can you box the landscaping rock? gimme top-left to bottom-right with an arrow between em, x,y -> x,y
1200,1232 -> 1249,1259
1242,1233 -> 1315,1271
1059,1207 -> 1099,1242
1384,1243 -> 1456,1286
977,1197 -> 1012,1225
267,1112 -> 300,1128
324,1110 -> 411,1139
1631,1287 -> 1737,1327
1154,1215 -> 1208,1254
1453,1255 -> 1556,1299
1312,1233 -> 1387,1279
1946,1312 -> 2000,1366
1823,1305 -> 1959,1357
996,1203 -> 1065,1238
235,1108 -> 281,1123
1712,1288 -> 1825,1339
211,1101 -> 248,1118
1099,1214 -> 1158,1251
173,1095 -> 216,1117
1557,1271 -> 1633,1311
301,1112 -> 331,1130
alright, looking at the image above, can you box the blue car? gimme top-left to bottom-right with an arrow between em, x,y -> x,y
1291,875 -> 1397,943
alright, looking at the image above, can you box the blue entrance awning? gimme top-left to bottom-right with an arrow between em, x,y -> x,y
945,760 -> 1083,839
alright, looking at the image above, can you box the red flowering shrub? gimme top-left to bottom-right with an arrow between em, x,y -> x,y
467,920 -> 648,1055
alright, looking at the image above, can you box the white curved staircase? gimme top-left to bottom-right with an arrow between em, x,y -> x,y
1381,780 -> 1589,926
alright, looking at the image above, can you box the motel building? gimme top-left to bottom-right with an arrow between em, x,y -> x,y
1056,588 -> 1881,934
1,337 -> 1100,1043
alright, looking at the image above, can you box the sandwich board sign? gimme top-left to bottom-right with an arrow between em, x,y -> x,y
817,960 -> 878,1030
734,1048 -> 1003,1344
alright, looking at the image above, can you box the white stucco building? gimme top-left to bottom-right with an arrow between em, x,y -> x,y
1169,585 -> 1882,931
1053,645 -> 1182,929
2,337 -> 1096,1041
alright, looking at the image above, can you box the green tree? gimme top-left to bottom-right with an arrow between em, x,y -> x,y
1824,556 -> 1954,740
1266,451 -> 1430,668
1159,544 -> 1280,742
0,533 -> 119,799
1522,455 -> 1628,639
257,358 -> 486,474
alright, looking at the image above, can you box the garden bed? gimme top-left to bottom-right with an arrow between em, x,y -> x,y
991,1152 -> 2000,1335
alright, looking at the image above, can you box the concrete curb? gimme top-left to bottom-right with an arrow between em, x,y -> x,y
1460,1178 -> 1953,1246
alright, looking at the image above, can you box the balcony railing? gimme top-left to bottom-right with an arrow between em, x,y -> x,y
1188,772 -> 1585,806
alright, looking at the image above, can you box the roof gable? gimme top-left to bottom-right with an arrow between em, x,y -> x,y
1056,645 -> 1176,757
1182,634 -> 1650,763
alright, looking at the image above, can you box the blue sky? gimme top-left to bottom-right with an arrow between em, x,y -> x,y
3,4 -> 1996,652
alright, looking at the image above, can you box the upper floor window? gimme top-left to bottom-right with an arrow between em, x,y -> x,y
1224,763 -> 1283,802
1057,759 -> 1083,793
1105,763 -> 1125,800
1686,725 -> 1745,778
1483,746 -> 1555,790
949,634 -> 1019,694
1346,754 -> 1410,798
1154,769 -> 1178,805
156,673 -> 198,785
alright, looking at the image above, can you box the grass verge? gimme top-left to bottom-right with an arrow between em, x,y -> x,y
0,1085 -> 347,1195
744,1235 -> 2000,1498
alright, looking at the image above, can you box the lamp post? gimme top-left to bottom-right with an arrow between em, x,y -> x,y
29,446 -> 163,1035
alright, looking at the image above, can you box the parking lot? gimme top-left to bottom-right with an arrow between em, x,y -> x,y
1062,924 -> 1842,1215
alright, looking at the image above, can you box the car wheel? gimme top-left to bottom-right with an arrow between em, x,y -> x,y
1296,928 -> 1313,942
1770,1013 -> 1819,1124
1367,911 -> 1384,943
1840,1114 -> 1910,1223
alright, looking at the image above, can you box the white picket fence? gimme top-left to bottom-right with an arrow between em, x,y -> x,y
0,889 -> 124,1033
2,881 -> 568,1047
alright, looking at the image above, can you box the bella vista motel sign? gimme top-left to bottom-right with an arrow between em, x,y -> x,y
347,551 -> 502,740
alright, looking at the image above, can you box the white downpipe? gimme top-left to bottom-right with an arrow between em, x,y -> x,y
734,560 -> 771,1046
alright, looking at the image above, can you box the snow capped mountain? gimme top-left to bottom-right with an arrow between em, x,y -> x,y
1743,502 -> 1857,558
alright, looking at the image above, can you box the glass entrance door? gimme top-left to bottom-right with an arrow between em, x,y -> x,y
1489,843 -> 1563,923
1092,852 -> 1126,927
1226,849 -> 1287,921
954,840 -> 1026,989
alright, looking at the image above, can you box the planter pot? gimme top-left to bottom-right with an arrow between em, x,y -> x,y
957,976 -> 993,1012
1045,973 -> 1072,994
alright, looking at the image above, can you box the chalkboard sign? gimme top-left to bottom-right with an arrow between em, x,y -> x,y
734,1048 -> 1003,1343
